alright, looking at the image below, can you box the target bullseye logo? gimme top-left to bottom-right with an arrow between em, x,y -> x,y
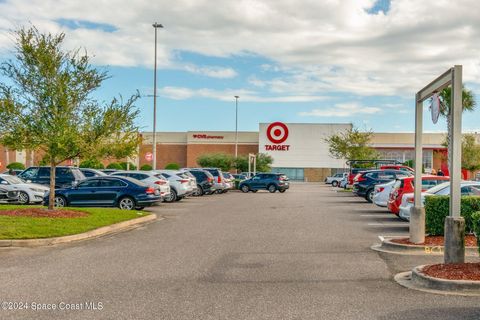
267,122 -> 289,144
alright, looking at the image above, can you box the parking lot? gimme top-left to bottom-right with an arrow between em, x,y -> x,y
0,183 -> 479,320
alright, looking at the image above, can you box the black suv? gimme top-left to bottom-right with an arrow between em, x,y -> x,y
239,173 -> 290,193
18,166 -> 85,188
187,169 -> 215,196
352,169 -> 412,202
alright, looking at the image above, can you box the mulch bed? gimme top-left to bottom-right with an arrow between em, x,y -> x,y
422,263 -> 480,281
0,208 -> 88,218
391,235 -> 478,247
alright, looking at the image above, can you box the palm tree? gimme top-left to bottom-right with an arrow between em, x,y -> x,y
438,86 -> 476,166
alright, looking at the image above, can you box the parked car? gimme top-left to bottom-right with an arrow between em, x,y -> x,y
222,172 -> 235,191
18,166 -> 85,189
0,186 -> 19,202
99,169 -> 119,175
79,168 -> 108,178
239,173 -> 290,193
179,171 -> 199,195
232,174 -> 247,180
2,169 -> 24,176
203,168 -> 227,193
187,169 -> 214,196
399,181 -> 480,221
380,165 -> 414,173
325,172 -> 348,187
352,169 -> 412,203
155,170 -> 194,202
0,174 -> 49,204
372,180 -> 396,207
44,176 -> 161,210
111,171 -> 170,201
387,175 -> 449,215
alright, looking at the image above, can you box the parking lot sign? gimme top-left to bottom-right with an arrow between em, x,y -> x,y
145,152 -> 153,161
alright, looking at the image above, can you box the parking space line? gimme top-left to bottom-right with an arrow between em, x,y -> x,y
360,214 -> 394,217
367,223 -> 408,227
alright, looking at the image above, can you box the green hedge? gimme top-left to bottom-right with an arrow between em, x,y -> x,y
425,196 -> 480,235
165,163 -> 180,170
6,162 -> 25,170
140,164 -> 153,171
472,212 -> 480,254
106,162 -> 123,170
79,159 -> 104,169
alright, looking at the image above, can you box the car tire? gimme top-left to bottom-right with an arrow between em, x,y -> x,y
332,181 -> 339,187
268,184 -> 277,193
241,185 -> 250,193
252,190 -> 258,193
17,191 -> 30,204
365,190 -> 374,203
54,195 -> 67,208
175,196 -> 183,202
279,189 -> 286,193
195,185 -> 204,196
165,189 -> 177,202
118,196 -> 136,210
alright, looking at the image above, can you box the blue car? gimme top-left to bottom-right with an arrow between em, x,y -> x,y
44,176 -> 161,210
239,173 -> 290,193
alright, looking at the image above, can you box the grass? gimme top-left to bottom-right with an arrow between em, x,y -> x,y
0,205 -> 149,239
336,189 -> 353,193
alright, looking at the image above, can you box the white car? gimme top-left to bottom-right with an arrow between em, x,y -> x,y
0,174 -> 49,204
399,181 -> 480,221
325,172 -> 348,187
154,170 -> 194,202
110,171 -> 171,200
372,180 -> 395,207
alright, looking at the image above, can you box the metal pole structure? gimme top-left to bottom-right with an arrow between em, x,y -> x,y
234,96 -> 239,173
444,65 -> 465,263
152,22 -> 163,170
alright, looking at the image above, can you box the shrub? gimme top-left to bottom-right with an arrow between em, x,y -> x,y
79,159 -> 104,169
197,153 -> 233,172
119,162 -> 137,170
106,162 -> 123,170
140,164 -> 153,171
425,196 -> 480,235
165,163 -> 180,170
6,162 -> 25,170
472,212 -> 480,254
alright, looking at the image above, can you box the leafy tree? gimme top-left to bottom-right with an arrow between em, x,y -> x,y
325,127 -> 379,161
197,153 -> 233,172
140,164 -> 153,171
461,135 -> 480,175
438,86 -> 476,166
106,162 -> 123,170
6,162 -> 25,170
165,162 -> 180,170
233,153 -> 273,172
79,159 -> 105,169
0,27 -> 140,209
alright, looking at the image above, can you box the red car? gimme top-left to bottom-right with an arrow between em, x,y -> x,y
387,175 -> 449,215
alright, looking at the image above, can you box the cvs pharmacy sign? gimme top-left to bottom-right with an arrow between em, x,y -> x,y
265,122 -> 290,151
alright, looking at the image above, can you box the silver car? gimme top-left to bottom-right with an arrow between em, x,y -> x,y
110,171 -> 171,201
154,170 -> 194,202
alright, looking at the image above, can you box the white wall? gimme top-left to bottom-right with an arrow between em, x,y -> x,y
259,123 -> 352,169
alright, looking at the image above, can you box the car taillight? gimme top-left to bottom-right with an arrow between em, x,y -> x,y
208,177 -> 213,183
154,180 -> 166,185
178,179 -> 189,184
356,175 -> 366,182
378,187 -> 384,193
146,187 -> 155,194
217,176 -> 221,183
407,197 -> 414,203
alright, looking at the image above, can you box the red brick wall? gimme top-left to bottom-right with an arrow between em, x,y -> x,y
0,147 -> 17,171
187,144 -> 258,167
139,144 -> 188,169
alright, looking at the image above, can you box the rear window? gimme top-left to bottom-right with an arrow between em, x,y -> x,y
205,169 -> 219,176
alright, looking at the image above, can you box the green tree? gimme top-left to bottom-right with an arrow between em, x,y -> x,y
233,153 -> 273,172
325,127 -> 379,161
119,161 -> 137,170
79,159 -> 105,169
461,135 -> 480,176
165,162 -> 180,170
0,27 -> 140,209
106,162 -> 123,170
140,164 -> 153,171
6,162 -> 25,170
197,153 -> 233,172
438,86 -> 476,166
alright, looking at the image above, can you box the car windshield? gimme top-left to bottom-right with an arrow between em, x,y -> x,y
427,181 -> 450,194
1,175 -> 24,184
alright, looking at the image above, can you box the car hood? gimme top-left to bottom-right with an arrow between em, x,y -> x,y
11,183 -> 50,191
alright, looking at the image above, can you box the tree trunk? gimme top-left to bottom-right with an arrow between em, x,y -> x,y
48,160 -> 56,210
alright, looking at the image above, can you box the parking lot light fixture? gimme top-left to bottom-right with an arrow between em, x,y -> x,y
152,22 -> 164,170
234,96 -> 239,169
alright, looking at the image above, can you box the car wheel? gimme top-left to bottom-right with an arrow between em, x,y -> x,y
165,189 -> 177,202
268,184 -> 277,193
279,189 -> 286,193
366,190 -> 374,203
241,185 -> 250,193
17,191 -> 30,204
175,196 -> 183,202
54,195 -> 67,208
118,197 -> 136,210
194,185 -> 204,196
332,181 -> 339,187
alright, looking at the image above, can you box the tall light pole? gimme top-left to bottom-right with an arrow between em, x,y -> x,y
234,96 -> 239,160
152,22 -> 163,170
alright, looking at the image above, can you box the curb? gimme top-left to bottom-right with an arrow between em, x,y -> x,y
0,214 -> 159,248
395,265 -> 480,296
371,237 -> 479,256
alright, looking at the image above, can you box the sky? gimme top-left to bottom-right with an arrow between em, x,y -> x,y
1,0 -> 480,133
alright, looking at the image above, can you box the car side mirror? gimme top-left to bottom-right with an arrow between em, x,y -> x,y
1,181 -> 7,185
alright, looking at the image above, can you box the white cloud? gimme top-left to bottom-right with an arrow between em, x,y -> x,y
1,1 -> 480,97
299,103 -> 381,117
159,86 -> 328,102
182,65 -> 237,78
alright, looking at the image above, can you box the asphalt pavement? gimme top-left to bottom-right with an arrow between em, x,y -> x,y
0,183 -> 479,320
